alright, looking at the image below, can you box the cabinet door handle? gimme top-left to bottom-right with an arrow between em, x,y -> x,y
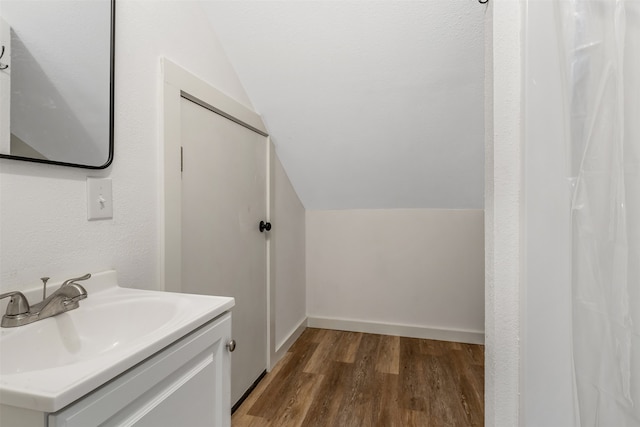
226,339 -> 236,352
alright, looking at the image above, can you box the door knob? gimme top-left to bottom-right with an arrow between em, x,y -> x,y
227,339 -> 236,352
259,221 -> 272,233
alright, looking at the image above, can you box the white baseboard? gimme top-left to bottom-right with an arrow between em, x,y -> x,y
306,316 -> 484,345
271,318 -> 308,369
268,316 -> 483,371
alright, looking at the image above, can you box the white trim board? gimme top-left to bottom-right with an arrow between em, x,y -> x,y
267,139 -> 275,370
162,59 -> 266,136
271,318 -> 308,370
307,317 -> 485,345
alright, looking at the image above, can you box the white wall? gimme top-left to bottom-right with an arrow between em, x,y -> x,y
523,1 -> 575,425
486,0 -> 522,425
201,1 -> 485,211
306,209 -> 484,343
488,1 -> 581,425
0,0 -> 254,292
271,151 -> 306,350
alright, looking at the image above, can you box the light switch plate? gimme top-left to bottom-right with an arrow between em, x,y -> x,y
87,178 -> 113,220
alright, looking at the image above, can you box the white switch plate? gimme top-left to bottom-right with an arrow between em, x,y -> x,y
87,178 -> 113,220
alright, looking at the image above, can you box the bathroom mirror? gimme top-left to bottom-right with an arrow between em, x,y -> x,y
0,0 -> 114,169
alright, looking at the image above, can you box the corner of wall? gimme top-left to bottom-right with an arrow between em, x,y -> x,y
486,0 -> 524,425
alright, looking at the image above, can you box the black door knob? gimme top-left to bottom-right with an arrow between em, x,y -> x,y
259,221 -> 272,232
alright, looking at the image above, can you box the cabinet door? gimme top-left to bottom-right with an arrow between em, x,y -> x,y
114,341 -> 228,427
49,314 -> 231,427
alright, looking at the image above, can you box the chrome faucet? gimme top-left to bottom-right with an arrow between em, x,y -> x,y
0,274 -> 90,328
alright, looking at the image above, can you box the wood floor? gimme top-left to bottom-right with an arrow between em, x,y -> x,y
232,328 -> 484,427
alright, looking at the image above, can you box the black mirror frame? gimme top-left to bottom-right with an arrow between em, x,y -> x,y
0,0 -> 115,170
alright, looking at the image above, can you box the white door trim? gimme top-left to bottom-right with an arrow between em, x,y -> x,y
160,58 -> 272,368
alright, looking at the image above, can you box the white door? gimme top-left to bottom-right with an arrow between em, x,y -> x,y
180,96 -> 267,406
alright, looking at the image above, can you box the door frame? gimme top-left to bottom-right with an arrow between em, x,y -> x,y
160,57 -> 275,368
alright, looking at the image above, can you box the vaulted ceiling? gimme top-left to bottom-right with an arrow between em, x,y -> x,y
200,1 -> 485,210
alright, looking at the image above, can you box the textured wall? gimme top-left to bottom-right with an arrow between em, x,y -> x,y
486,0 -> 523,425
0,0 -> 253,292
201,1 -> 485,210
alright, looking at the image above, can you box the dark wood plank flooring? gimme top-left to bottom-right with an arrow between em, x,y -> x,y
232,328 -> 484,427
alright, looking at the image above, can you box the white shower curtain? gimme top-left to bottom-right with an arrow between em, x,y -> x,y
557,0 -> 640,425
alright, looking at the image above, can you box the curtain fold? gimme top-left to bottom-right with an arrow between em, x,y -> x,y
557,1 -> 640,425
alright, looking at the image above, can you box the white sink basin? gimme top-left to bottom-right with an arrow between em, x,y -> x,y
1,297 -> 178,374
0,271 -> 234,412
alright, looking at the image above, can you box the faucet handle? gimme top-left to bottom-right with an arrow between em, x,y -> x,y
0,291 -> 30,316
61,273 -> 91,288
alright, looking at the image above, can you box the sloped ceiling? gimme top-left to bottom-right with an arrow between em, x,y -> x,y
200,1 -> 485,210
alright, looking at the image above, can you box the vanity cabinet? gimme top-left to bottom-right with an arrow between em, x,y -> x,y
50,312 -> 231,427
1,312 -> 232,427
